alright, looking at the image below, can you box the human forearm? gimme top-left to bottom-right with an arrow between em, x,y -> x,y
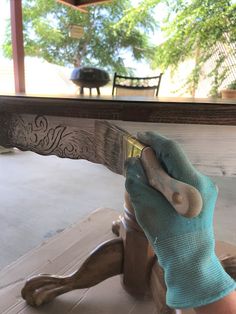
195,291 -> 236,314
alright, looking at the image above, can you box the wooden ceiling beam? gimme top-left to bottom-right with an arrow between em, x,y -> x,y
57,0 -> 110,11
75,0 -> 111,5
57,0 -> 88,12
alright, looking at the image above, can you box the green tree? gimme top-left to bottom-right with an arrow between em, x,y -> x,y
3,0 -> 158,75
120,0 -> 236,96
151,0 -> 236,95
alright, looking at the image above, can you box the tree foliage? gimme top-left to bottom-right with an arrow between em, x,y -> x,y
152,0 -> 236,68
3,0 -> 158,74
120,0 -> 236,95
151,0 -> 236,95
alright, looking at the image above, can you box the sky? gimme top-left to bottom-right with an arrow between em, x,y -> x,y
0,0 -> 9,56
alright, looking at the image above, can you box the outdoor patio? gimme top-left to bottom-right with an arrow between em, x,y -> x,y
0,1 -> 236,313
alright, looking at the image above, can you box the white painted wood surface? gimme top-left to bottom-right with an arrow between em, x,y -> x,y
115,121 -> 236,177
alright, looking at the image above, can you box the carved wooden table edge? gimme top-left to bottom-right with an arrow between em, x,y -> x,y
1,97 -> 236,313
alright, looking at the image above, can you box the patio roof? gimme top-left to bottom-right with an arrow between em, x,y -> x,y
57,0 -> 110,12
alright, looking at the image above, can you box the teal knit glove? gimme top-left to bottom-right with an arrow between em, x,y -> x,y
125,132 -> 236,309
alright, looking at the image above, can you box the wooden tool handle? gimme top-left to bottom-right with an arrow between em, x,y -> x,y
141,147 -> 203,218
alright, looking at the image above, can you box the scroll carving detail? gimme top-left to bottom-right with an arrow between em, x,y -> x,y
7,114 -> 96,161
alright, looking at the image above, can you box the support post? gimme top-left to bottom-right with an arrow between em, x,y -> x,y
10,0 -> 25,93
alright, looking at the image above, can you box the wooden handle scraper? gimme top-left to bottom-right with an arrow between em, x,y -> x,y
140,147 -> 203,218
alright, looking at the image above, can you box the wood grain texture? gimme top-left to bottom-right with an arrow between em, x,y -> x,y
0,208 -> 158,314
1,113 -> 236,177
1,95 -> 236,177
1,95 -> 236,313
1,94 -> 236,125
115,121 -> 236,177
1,207 -> 234,313
21,238 -> 124,306
120,192 -> 156,297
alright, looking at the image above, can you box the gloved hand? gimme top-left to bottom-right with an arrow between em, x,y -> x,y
125,132 -> 236,309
